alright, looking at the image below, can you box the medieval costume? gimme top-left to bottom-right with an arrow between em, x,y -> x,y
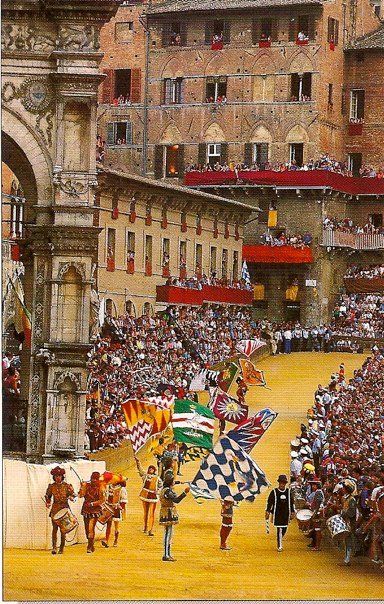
220,500 -> 234,550
101,481 -> 128,548
135,457 -> 163,536
159,475 -> 189,561
79,471 -> 105,553
265,474 -> 295,551
45,466 -> 75,555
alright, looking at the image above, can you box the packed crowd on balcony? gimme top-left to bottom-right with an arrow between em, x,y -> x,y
332,293 -> 384,340
164,273 -> 252,291
290,352 -> 384,567
260,230 -> 313,248
85,305 -> 258,451
323,216 -> 384,235
344,265 -> 384,280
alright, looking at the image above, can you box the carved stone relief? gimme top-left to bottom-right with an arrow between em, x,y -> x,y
57,24 -> 100,52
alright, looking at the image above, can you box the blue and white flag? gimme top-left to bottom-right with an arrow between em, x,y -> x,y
190,435 -> 269,503
241,260 -> 251,285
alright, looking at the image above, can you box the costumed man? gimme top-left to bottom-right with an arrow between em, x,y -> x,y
135,456 -> 163,536
236,376 -> 248,405
45,466 -> 75,555
160,442 -> 178,480
307,479 -> 325,551
265,474 -> 295,551
220,500 -> 234,550
79,471 -> 105,553
341,480 -> 357,565
101,480 -> 128,548
159,474 -> 189,561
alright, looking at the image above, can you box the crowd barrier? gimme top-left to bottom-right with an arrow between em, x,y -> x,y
3,458 -> 105,549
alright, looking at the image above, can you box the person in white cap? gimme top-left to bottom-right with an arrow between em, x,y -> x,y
290,451 -> 302,481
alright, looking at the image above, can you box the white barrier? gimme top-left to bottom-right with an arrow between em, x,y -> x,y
3,458 -> 106,549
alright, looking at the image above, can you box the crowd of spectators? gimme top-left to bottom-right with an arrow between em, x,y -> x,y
164,274 -> 252,290
323,216 -> 384,235
344,264 -> 384,280
289,351 -> 384,567
260,230 -> 312,248
86,305 -> 259,451
332,293 -> 384,339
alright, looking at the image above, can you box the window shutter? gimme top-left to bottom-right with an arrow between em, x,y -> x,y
335,20 -> 339,45
198,143 -> 207,166
244,142 -> 253,167
327,17 -> 332,42
205,21 -> 213,44
179,22 -> 187,45
162,22 -> 172,46
220,142 -> 228,164
289,17 -> 296,41
260,143 -> 269,166
164,78 -> 172,104
223,21 -> 231,44
130,68 -> 141,103
178,144 -> 185,178
179,79 -> 185,104
125,122 -> 133,145
308,16 -> 315,41
102,69 -> 114,104
106,122 -> 115,145
271,19 -> 278,42
252,19 -> 261,44
154,145 -> 164,179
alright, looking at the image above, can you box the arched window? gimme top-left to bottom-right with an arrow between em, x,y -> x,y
143,302 -> 153,316
105,298 -> 114,316
57,267 -> 82,342
125,300 -> 136,317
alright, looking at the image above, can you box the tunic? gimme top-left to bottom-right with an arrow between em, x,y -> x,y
79,482 -> 105,518
45,482 -> 75,518
266,487 -> 295,528
221,501 -> 234,528
159,487 -> 187,526
106,484 -> 128,520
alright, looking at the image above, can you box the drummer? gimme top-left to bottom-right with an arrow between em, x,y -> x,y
101,480 -> 128,548
45,466 -> 75,555
79,471 -> 106,554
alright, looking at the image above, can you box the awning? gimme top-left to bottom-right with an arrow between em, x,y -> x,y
243,245 -> 314,264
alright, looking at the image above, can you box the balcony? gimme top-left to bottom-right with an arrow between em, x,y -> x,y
156,284 -> 253,306
243,245 -> 313,264
184,170 -> 384,196
322,230 -> 384,250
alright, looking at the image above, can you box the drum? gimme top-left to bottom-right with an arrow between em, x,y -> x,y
294,497 -> 306,511
296,509 -> 313,532
97,503 -> 115,525
326,514 -> 350,540
53,508 -> 78,534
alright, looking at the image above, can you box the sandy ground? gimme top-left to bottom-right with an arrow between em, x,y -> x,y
3,352 -> 383,601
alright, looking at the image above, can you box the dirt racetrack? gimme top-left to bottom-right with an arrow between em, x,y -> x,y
3,352 -> 383,600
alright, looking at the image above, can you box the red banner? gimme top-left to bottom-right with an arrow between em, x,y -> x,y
242,245 -> 313,264
156,285 -> 253,306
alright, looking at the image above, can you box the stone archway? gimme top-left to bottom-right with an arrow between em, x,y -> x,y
1,0 -> 119,461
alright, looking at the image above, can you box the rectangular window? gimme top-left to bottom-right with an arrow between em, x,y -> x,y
106,228 -> 116,271
145,235 -> 153,274
253,143 -> 269,168
195,243 -> 203,274
232,251 -> 239,282
222,249 -> 228,280
350,89 -> 365,120
127,231 -> 135,256
348,153 -> 362,176
290,73 -> 312,101
327,17 -> 339,45
106,121 -> 133,146
207,143 -> 221,166
369,213 -> 383,228
114,69 -> 131,100
290,143 -> 304,167
162,238 -> 170,275
165,144 -> 181,177
290,14 -> 314,41
179,240 -> 187,273
115,22 -> 134,43
205,76 -> 227,102
210,246 -> 217,275
163,78 -> 183,104
162,22 -> 187,47
328,83 -> 333,106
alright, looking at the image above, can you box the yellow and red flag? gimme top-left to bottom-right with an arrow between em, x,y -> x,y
121,399 -> 171,453
239,359 -> 266,387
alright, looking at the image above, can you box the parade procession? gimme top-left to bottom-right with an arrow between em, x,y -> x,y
2,0 -> 384,600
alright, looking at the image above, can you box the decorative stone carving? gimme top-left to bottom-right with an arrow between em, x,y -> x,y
57,24 -> 100,52
59,179 -> 89,198
57,261 -> 86,282
53,370 -> 82,391
1,23 -> 56,52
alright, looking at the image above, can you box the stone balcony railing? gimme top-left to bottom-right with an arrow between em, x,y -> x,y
322,229 -> 384,250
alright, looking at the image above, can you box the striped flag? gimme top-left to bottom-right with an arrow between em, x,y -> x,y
227,408 -> 278,453
236,339 -> 266,357
171,399 -> 215,449
121,399 -> 171,453
8,276 -> 32,347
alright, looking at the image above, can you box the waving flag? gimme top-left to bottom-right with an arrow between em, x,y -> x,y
190,435 -> 268,503
189,368 -> 219,391
241,260 -> 251,285
218,362 -> 239,393
210,388 -> 248,424
239,358 -> 266,386
171,399 -> 215,449
121,399 -> 171,453
183,446 -> 211,463
236,339 -> 266,357
227,408 -> 278,453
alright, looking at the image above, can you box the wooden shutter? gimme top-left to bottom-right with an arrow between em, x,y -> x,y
179,79 -> 185,104
130,68 -> 141,103
252,19 -> 261,44
198,143 -> 207,166
271,18 -> 278,42
106,123 -> 115,145
178,144 -> 185,178
260,143 -> 269,166
164,78 -> 172,104
162,22 -> 172,46
102,69 -> 114,104
334,20 -> 339,45
220,142 -> 228,164
244,142 -> 253,167
327,17 -> 332,42
289,17 -> 296,41
125,122 -> 133,145
179,22 -> 187,45
154,145 -> 164,179
223,21 -> 231,44
205,21 -> 213,44
308,15 -> 315,41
